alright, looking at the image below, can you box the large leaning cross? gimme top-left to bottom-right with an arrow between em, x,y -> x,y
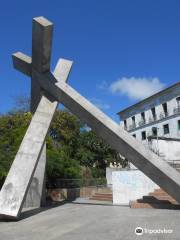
12,17 -> 72,209
1,16 -> 180,219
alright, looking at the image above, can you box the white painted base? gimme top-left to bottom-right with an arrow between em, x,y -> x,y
106,167 -> 122,186
112,170 -> 158,205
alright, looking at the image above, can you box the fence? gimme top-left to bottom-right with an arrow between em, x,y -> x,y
46,178 -> 107,189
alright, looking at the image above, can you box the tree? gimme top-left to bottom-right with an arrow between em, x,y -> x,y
0,112 -> 31,182
46,110 -> 82,182
0,102 -> 127,187
76,131 -> 125,177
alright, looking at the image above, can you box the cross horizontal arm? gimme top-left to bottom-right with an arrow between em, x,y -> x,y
12,52 -> 32,76
35,70 -> 180,204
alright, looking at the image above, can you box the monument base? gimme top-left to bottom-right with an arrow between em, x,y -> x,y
112,170 -> 158,205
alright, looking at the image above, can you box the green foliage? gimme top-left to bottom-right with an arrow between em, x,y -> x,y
0,112 -> 31,180
0,106 -> 127,185
46,110 -> 82,181
75,131 -> 124,177
46,146 -> 81,179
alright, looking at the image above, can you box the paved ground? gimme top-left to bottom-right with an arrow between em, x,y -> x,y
0,202 -> 180,240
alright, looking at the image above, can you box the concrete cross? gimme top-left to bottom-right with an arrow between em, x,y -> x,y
0,17 -> 72,218
1,16 -> 180,220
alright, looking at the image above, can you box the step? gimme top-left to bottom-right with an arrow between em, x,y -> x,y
149,194 -> 176,202
152,196 -> 176,202
140,196 -> 177,204
90,195 -> 112,199
89,197 -> 112,201
154,188 -> 167,193
93,194 -> 112,197
149,192 -> 170,196
89,193 -> 113,201
130,201 -> 180,209
96,189 -> 112,194
90,197 -> 112,201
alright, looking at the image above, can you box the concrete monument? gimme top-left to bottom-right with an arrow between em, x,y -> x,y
1,16 -> 180,219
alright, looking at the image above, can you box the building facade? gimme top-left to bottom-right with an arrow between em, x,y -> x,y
117,82 -> 180,162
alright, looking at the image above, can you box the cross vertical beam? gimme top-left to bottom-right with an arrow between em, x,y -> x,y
23,17 -> 54,208
26,17 -> 53,208
31,17 -> 53,113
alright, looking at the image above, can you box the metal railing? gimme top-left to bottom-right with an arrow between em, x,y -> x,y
138,120 -> 146,127
46,178 -> 107,189
126,108 -> 179,131
159,112 -> 169,120
173,107 -> 180,114
129,123 -> 136,130
149,115 -> 157,123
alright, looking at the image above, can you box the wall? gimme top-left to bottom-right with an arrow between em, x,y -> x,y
112,170 -> 158,205
149,139 -> 180,161
106,167 -> 122,186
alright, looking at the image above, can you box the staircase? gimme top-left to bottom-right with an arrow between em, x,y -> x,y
130,188 -> 180,209
89,192 -> 112,202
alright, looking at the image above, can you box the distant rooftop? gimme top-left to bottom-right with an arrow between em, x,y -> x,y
117,82 -> 180,116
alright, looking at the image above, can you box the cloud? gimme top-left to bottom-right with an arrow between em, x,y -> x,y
97,80 -> 108,90
109,77 -> 165,100
89,98 -> 110,110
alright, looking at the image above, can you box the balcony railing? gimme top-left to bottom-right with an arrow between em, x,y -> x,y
138,120 -> 146,127
129,123 -> 136,130
173,106 -> 180,114
126,107 -> 180,132
148,114 -> 157,123
159,112 -> 168,120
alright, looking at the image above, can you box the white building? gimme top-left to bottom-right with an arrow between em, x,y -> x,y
111,82 -> 180,205
117,82 -> 180,163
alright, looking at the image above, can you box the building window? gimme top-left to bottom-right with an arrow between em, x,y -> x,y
152,127 -> 157,136
124,120 -> 127,130
132,134 -> 136,138
151,107 -> 156,120
141,131 -> 146,140
176,97 -> 180,107
163,124 -> 169,135
132,116 -> 136,127
174,97 -> 180,114
162,102 -> 168,117
141,112 -> 145,122
178,120 -> 180,131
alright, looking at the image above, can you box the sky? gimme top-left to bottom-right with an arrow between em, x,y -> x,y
1,0 -> 180,122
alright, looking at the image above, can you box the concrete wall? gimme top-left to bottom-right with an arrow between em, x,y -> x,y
112,170 -> 158,205
149,139 -> 180,161
106,167 -> 122,186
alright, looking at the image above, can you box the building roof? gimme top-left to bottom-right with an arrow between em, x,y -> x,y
117,82 -> 180,116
